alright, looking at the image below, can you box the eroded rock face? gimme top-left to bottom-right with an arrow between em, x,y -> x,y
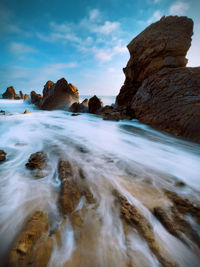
0,150 -> 6,162
40,78 -> 79,110
6,211 -> 53,267
98,105 -> 133,121
19,91 -> 24,99
116,16 -> 193,106
116,16 -> 200,142
88,95 -> 103,114
26,152 -> 46,170
2,86 -> 19,99
131,67 -> 200,142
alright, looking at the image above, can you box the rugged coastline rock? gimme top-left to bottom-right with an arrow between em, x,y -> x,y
40,78 -> 79,110
2,86 -> 19,99
88,95 -> 103,114
0,150 -> 6,162
6,211 -> 53,267
30,91 -> 42,107
116,16 -> 200,142
26,152 -> 46,170
69,98 -> 89,113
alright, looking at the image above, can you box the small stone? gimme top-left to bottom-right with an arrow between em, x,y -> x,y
24,110 -> 30,114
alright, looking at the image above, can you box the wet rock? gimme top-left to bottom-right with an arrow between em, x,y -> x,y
40,78 -> 79,110
30,91 -> 42,107
164,189 -> 200,223
69,98 -> 88,113
88,95 -> 103,114
116,192 -> 176,267
26,152 -> 46,170
98,105 -> 133,121
6,211 -> 53,267
71,113 -> 80,116
0,110 -> 5,115
2,86 -> 19,99
0,149 -> 6,161
24,110 -> 30,114
58,160 -> 73,181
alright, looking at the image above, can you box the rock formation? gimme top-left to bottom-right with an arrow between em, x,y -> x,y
19,91 -> 24,99
116,16 -> 200,142
2,86 -> 19,99
88,95 -> 103,114
40,78 -> 79,110
24,94 -> 29,100
0,150 -> 6,161
30,91 -> 42,107
69,98 -> 89,113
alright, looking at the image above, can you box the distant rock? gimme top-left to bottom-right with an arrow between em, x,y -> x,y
116,16 -> 200,143
0,150 -> 6,162
88,95 -> 103,114
2,86 -> 19,99
69,98 -> 88,113
19,91 -> 24,99
40,78 -> 79,110
24,110 -> 30,114
30,91 -> 42,107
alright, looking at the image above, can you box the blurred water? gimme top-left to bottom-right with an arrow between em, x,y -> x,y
0,99 -> 200,266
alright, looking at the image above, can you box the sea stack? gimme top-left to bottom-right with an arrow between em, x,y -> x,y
116,16 -> 200,143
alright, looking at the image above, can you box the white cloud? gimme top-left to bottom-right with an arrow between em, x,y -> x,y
147,10 -> 162,24
8,42 -> 38,54
169,1 -> 189,15
94,49 -> 113,62
89,9 -> 100,21
92,21 -> 120,35
107,67 -> 116,73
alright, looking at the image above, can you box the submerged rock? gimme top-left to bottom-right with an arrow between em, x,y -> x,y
0,110 -> 5,115
40,78 -> 79,110
6,211 -> 53,267
88,95 -> 103,114
2,86 -> 19,99
24,110 -> 30,114
26,152 -> 46,170
0,150 -> 6,161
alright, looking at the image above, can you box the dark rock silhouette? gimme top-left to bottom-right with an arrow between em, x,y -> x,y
88,95 -> 103,114
2,86 -> 19,99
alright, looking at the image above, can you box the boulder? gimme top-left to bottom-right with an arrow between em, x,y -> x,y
116,16 -> 193,106
0,110 -> 5,115
88,95 -> 103,114
26,152 -> 46,170
2,86 -> 19,99
24,110 -> 30,114
69,98 -> 88,113
0,150 -> 6,161
40,78 -> 79,110
98,105 -> 133,121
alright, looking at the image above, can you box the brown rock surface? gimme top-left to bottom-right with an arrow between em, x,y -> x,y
116,16 -> 200,142
69,98 -> 88,113
30,91 -> 42,107
0,149 -> 6,161
26,152 -> 47,170
2,86 -> 19,99
131,67 -> 200,141
40,78 -> 79,110
19,91 -> 24,99
24,110 -> 30,114
6,211 -> 52,267
88,95 -> 103,114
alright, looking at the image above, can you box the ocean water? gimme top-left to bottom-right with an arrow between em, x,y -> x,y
0,99 -> 200,266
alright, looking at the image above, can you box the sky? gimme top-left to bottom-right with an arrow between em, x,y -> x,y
0,0 -> 199,96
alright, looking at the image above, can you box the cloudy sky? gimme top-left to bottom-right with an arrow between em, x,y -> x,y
0,0 -> 199,95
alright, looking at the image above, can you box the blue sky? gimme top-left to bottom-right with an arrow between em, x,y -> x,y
0,0 -> 199,95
